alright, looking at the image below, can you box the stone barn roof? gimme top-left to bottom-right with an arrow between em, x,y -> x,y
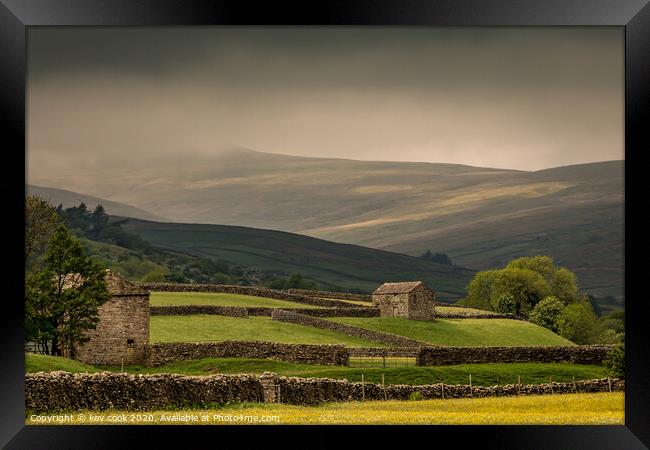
373,281 -> 424,295
61,269 -> 149,297
105,270 -> 149,296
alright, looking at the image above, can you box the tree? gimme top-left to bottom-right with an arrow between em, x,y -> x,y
507,256 -> 580,305
25,195 -> 61,272
89,204 -> 109,238
25,225 -> 111,356
463,255 -> 582,318
490,268 -> 550,317
550,268 -> 580,304
431,252 -> 453,265
495,294 -> 516,314
556,301 -> 601,344
420,250 -> 453,265
463,270 -> 498,310
507,255 -> 556,284
528,296 -> 565,333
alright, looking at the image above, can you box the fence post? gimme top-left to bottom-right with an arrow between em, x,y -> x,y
361,374 -> 365,401
441,380 -> 445,400
382,373 -> 387,401
517,375 -> 521,395
608,377 -> 612,392
549,376 -> 553,394
469,374 -> 472,397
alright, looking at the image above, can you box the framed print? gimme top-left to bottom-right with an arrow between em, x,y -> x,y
2,0 -> 648,447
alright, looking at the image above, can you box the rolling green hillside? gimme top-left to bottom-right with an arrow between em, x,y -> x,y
329,317 -> 574,347
149,315 -> 384,347
29,149 -> 623,309
122,218 -> 474,300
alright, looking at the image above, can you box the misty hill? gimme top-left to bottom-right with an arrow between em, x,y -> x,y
27,184 -> 166,222
121,218 -> 475,302
27,149 -> 623,310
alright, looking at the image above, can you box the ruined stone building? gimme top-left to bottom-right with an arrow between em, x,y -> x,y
372,281 -> 436,320
74,270 -> 150,366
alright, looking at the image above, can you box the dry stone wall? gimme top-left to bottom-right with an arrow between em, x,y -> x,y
25,371 -> 263,412
150,305 -> 378,318
271,309 -> 428,347
150,305 -> 249,318
138,282 -> 356,308
348,347 -> 421,357
271,375 -> 624,406
26,371 -> 623,412
288,289 -> 372,302
417,345 -> 616,366
145,341 -> 349,367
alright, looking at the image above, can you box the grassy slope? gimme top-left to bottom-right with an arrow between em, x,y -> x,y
149,315 -> 383,347
150,292 -> 323,309
25,354 -> 608,387
329,317 -> 574,347
122,219 -> 474,301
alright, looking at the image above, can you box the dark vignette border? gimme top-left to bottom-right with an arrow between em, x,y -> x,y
1,0 -> 648,448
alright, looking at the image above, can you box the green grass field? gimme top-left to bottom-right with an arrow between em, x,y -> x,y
150,291 -> 322,309
26,354 -> 608,387
25,392 -> 624,425
435,306 -> 494,315
329,317 -> 574,347
149,315 -> 383,347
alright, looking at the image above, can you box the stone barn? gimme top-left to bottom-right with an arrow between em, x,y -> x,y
74,270 -> 150,366
372,281 -> 436,320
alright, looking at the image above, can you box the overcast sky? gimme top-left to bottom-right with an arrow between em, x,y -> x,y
27,27 -> 623,173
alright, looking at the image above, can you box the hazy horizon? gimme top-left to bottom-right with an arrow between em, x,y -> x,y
27,26 -> 624,181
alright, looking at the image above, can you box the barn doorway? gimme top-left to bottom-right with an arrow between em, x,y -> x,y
392,306 -> 396,317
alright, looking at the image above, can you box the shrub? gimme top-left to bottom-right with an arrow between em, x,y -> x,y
496,294 -> 516,315
604,343 -> 625,378
556,301 -> 601,344
408,391 -> 423,401
596,329 -> 624,345
528,296 -> 565,333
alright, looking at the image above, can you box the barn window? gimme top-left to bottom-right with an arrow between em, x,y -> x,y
127,339 -> 135,347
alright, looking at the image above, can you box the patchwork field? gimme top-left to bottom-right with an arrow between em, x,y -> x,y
149,315 -> 383,347
26,354 -> 608,387
150,291 -> 323,309
329,317 -> 574,347
26,392 -> 624,425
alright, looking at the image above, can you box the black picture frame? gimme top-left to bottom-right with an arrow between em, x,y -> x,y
2,0 -> 648,447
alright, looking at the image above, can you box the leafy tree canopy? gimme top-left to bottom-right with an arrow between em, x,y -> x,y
529,296 -> 565,333
25,195 -> 61,272
25,225 -> 111,356
463,256 -> 581,318
556,301 -> 601,345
